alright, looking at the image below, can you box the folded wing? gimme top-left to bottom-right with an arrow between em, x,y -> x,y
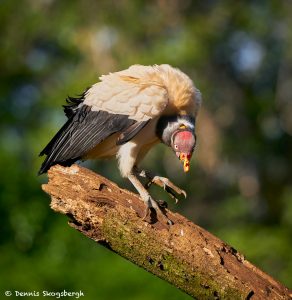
39,66 -> 169,174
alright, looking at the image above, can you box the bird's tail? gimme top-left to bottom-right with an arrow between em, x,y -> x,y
38,93 -> 87,175
38,118 -> 80,175
38,155 -> 78,175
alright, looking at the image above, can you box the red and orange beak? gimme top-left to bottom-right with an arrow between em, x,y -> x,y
178,153 -> 192,172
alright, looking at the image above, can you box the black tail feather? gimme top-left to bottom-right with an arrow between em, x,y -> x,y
38,157 -> 80,175
38,114 -> 82,175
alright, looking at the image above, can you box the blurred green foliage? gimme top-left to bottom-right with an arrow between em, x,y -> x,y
0,0 -> 291,299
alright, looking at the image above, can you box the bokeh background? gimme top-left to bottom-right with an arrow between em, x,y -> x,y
0,1 -> 291,299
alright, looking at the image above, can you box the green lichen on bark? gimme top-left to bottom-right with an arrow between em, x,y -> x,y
101,210 -> 243,299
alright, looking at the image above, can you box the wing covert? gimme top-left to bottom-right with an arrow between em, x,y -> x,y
83,65 -> 169,122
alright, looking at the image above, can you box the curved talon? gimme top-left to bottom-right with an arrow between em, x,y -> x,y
164,187 -> 180,204
181,190 -> 187,198
161,213 -> 173,225
145,180 -> 153,189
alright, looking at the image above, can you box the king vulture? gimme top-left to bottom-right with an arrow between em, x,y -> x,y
39,64 -> 201,223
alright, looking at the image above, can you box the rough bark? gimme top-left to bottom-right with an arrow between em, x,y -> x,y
42,164 -> 291,300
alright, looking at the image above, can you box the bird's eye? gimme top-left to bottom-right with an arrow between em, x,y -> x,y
174,144 -> 178,150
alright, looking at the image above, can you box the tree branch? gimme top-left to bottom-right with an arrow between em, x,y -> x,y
42,165 -> 291,300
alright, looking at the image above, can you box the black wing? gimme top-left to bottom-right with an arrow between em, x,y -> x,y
38,104 -> 147,174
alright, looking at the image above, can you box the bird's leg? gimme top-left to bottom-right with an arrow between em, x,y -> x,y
133,167 -> 187,204
128,173 -> 172,224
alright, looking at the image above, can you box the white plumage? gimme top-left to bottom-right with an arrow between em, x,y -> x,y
85,64 -> 200,120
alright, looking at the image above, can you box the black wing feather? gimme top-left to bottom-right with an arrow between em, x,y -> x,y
38,104 -> 137,174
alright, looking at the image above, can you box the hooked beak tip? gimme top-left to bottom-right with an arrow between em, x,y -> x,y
184,164 -> 190,172
179,153 -> 191,172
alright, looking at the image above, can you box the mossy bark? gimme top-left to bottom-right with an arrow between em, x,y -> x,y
42,164 -> 291,300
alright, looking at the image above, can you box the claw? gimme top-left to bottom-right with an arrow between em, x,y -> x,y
145,180 -> 153,189
181,190 -> 187,198
164,186 -> 180,204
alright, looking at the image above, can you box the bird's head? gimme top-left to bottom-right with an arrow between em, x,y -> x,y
156,115 -> 197,172
171,128 -> 196,172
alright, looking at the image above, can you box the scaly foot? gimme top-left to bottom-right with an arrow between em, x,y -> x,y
140,194 -> 173,225
127,172 -> 173,225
